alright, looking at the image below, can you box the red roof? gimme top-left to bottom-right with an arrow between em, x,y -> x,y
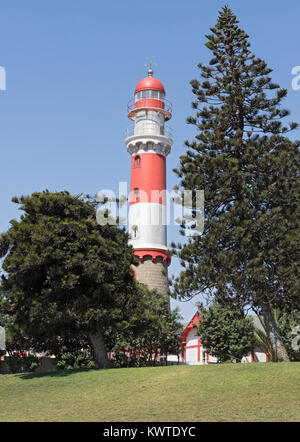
135,76 -> 165,94
180,311 -> 202,341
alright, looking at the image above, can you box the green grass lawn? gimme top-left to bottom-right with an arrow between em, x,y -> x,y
0,362 -> 299,422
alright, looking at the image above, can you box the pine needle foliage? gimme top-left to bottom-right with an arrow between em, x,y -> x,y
172,6 -> 300,311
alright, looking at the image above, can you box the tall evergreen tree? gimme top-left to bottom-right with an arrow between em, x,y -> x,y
0,191 -> 139,368
172,6 -> 300,361
254,307 -> 300,362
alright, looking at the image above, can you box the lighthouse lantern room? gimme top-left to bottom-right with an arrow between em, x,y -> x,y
125,68 -> 173,295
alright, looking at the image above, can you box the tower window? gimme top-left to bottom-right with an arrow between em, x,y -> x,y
134,155 -> 141,167
151,90 -> 159,99
135,90 -> 165,101
134,188 -> 139,201
132,225 -> 138,238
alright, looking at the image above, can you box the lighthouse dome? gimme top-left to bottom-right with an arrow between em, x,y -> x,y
135,75 -> 165,95
127,69 -> 171,121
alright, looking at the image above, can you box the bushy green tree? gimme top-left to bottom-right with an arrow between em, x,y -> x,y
109,284 -> 183,367
0,191 -> 139,369
54,344 -> 95,370
0,313 -> 39,373
172,6 -> 300,361
197,303 -> 256,362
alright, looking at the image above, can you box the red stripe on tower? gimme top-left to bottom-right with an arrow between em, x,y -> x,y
130,153 -> 166,204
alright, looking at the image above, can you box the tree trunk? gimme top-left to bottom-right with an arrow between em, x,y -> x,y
261,304 -> 290,362
89,332 -> 112,369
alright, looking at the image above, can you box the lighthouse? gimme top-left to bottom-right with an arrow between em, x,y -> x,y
125,68 -> 173,296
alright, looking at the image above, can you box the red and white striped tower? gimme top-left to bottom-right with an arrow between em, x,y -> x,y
125,68 -> 172,295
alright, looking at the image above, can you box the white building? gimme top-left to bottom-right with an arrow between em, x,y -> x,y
176,311 -> 268,365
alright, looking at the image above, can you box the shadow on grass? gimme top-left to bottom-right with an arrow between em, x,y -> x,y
19,367 -> 95,380
18,364 -> 179,380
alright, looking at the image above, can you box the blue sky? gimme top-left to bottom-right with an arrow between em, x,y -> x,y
0,0 -> 299,322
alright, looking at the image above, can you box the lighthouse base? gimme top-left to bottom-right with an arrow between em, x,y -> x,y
133,255 -> 169,296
